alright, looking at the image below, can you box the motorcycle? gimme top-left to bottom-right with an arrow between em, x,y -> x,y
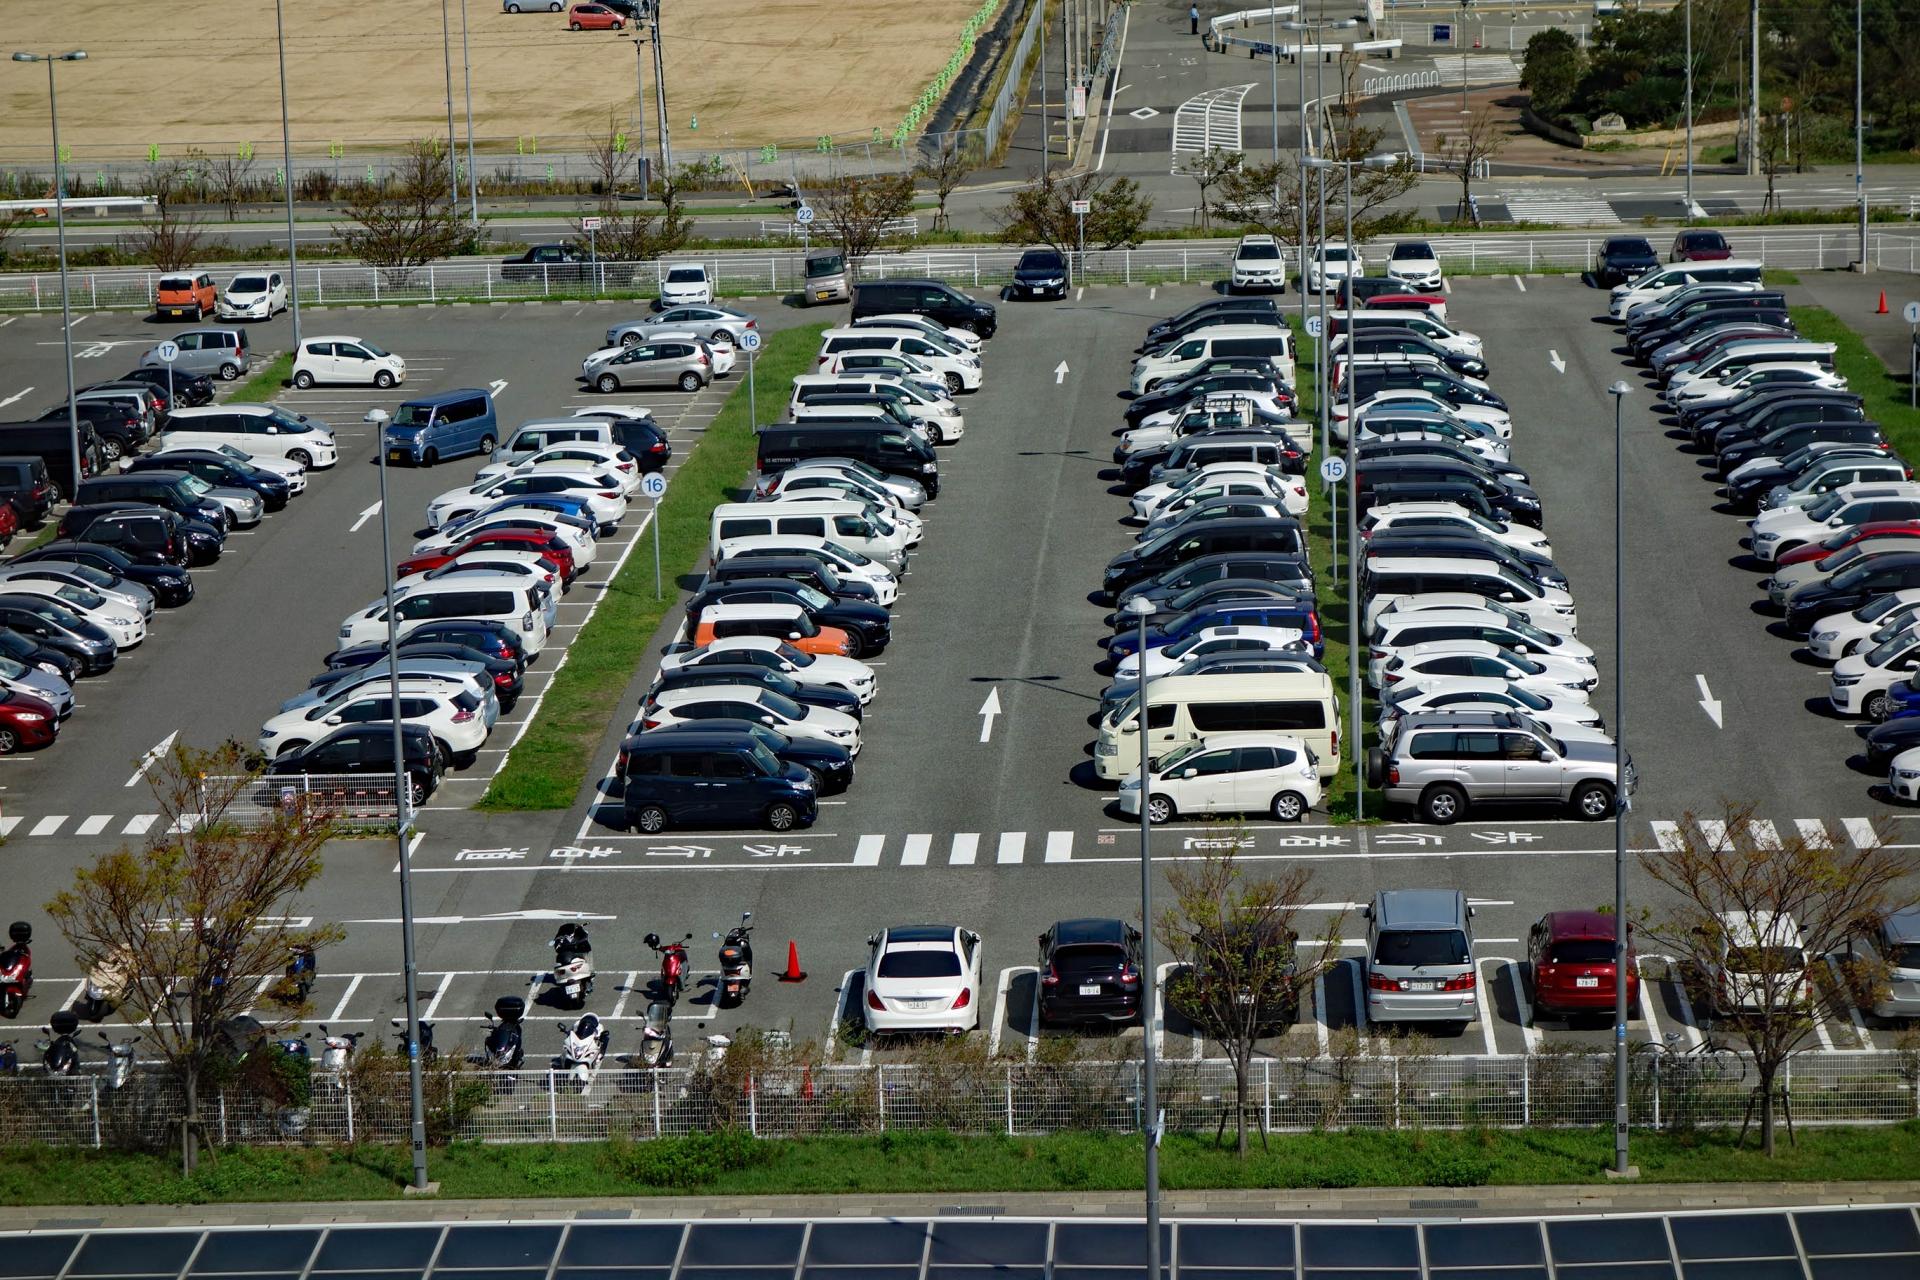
0,1040 -> 17,1073
715,912 -> 754,1007
0,922 -> 33,1019
79,945 -> 133,1022
557,1012 -> 610,1087
285,944 -> 317,1003
550,923 -> 595,1009
392,1017 -> 438,1066
481,996 -> 525,1070
39,1010 -> 81,1076
644,931 -> 694,1003
316,1025 -> 363,1077
635,999 -> 674,1068
99,1031 -> 140,1090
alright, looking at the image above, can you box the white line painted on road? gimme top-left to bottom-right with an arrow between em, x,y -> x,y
977,686 -> 1002,742
1697,819 -> 1727,848
125,730 -> 178,787
1053,361 -> 1070,385
824,968 -> 860,1062
1633,956 -> 1662,1045
1844,817 -> 1879,848
608,969 -> 642,1022
29,815 -> 64,837
853,834 -> 884,866
123,814 -> 156,836
488,379 -> 508,397
1152,962 -> 1174,1061
996,831 -> 1026,864
1473,958 -> 1505,1056
0,317 -> 15,328
1312,972 -> 1330,1056
1547,350 -> 1564,374
1348,959 -> 1370,1043
1749,818 -> 1782,850
1796,818 -> 1831,848
989,966 -> 1016,1058
900,833 -> 931,866
1824,955 -> 1872,1050
75,815 -> 110,837
1044,830 -> 1073,862
1696,674 -> 1723,728
1505,961 -> 1542,1052
326,974 -> 364,1022
1514,276 -> 1526,291
422,972 -> 456,1020
949,832 -> 978,865
1664,954 -> 1704,1049
350,501 -> 382,533
0,387 -> 33,410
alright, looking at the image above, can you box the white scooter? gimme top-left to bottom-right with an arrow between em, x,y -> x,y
549,923 -> 595,1010
558,1012 -> 610,1090
316,1024 -> 362,1084
99,1031 -> 140,1090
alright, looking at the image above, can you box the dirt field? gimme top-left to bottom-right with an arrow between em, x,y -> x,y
0,0 -> 988,158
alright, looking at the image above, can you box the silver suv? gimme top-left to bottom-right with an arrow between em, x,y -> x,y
1364,889 -> 1477,1030
1369,709 -> 1632,824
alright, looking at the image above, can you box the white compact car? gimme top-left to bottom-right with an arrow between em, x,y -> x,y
473,442 -> 639,492
1116,732 -> 1321,823
1378,676 -> 1601,733
1306,241 -> 1363,293
1114,625 -> 1306,681
641,684 -> 861,753
427,470 -> 628,531
658,263 -> 713,305
1369,591 -> 1579,639
1828,625 -> 1920,720
158,404 -> 338,469
292,335 -> 405,389
713,535 -> 898,605
658,634 -> 877,702
1380,640 -> 1597,696
1807,590 -> 1920,661
1706,911 -> 1811,1014
862,923 -> 983,1035
1361,504 -> 1551,557
1131,467 -> 1308,523
216,271 -> 289,321
259,682 -> 489,761
1,581 -> 144,648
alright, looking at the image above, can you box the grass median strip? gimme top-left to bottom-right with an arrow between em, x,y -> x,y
1788,304 -> 1920,460
227,352 -> 293,404
478,322 -> 830,811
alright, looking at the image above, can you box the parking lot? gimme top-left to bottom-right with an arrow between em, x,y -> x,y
4,271 -> 1917,1076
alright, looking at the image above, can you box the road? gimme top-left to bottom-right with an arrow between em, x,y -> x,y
1,269 -> 1909,1071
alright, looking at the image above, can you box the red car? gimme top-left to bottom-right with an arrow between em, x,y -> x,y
1776,520 -> 1920,567
397,530 -> 577,583
1669,229 -> 1733,262
0,498 -> 18,549
567,3 -> 624,28
1528,910 -> 1636,1016
1362,293 -> 1449,321
0,688 -> 59,754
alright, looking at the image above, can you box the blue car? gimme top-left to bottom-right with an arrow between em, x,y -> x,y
448,495 -> 598,541
1881,680 -> 1920,721
1107,600 -> 1323,660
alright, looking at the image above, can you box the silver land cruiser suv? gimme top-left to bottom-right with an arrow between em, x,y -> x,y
1369,709 -> 1633,824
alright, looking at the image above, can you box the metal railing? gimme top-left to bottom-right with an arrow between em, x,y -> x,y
3,1049 -> 1916,1148
1362,70 -> 1442,95
211,772 -> 401,827
756,216 -> 920,241
983,0 -> 1050,158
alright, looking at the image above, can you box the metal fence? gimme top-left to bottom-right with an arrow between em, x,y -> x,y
3,1049 -> 1917,1148
983,0 -> 1049,158
5,228 -> 1918,313
209,772 -> 402,828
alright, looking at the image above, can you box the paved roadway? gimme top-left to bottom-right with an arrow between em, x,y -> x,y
3,269 -> 1913,1071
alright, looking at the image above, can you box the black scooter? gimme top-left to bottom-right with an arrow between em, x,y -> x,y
482,996 -> 525,1070
39,1009 -> 81,1076
392,1017 -> 438,1066
716,912 -> 754,1007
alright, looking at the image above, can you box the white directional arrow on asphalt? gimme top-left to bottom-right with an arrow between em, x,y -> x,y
1054,361 -> 1069,385
488,379 -> 509,396
342,909 -> 617,926
350,501 -> 382,533
125,731 -> 179,787
0,387 -> 32,410
978,686 -> 1003,743
1548,350 -> 1565,374
1696,674 -> 1723,728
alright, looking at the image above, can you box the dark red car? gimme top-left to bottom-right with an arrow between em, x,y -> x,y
0,688 -> 59,754
1776,521 -> 1920,567
1669,229 -> 1733,262
397,530 -> 577,583
1527,910 -> 1636,1016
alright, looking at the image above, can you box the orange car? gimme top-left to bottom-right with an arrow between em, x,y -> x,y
155,272 -> 218,321
567,3 -> 624,28
691,602 -> 852,656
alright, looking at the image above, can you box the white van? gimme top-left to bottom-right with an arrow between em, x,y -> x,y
1131,324 -> 1297,393
158,404 -> 340,469
709,500 -> 906,571
817,328 -> 982,394
338,579 -> 549,655
1609,260 -> 1765,319
1094,671 -> 1340,781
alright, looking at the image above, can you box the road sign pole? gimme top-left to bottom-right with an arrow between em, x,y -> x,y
639,468 -> 670,599
155,340 -> 181,434
652,495 -> 662,598
1905,303 -> 1920,409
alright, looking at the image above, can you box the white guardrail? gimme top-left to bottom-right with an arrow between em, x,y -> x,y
1,228 -> 1917,312
1208,6 -> 1404,59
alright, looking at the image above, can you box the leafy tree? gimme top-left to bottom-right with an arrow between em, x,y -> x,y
1178,146 -> 1243,232
1214,126 -> 1414,247
811,171 -> 917,276
995,170 -> 1151,255
44,742 -> 342,1173
338,141 -> 473,285
1522,29 -> 1587,118
1635,805 -> 1915,1156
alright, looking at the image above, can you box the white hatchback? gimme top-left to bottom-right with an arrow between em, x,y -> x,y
258,679 -> 488,760
658,263 -> 712,306
1808,589 -> 1920,661
217,271 -> 288,321
1115,733 -> 1322,823
427,470 -> 628,531
292,335 -> 406,389
1114,625 -> 1306,681
862,924 -> 983,1035
641,684 -> 861,753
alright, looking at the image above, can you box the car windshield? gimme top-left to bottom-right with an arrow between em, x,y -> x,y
1818,545 -> 1866,572
1024,251 -> 1066,269
1859,593 -> 1909,622
1726,945 -> 1803,971
1805,493 -> 1846,521
876,946 -> 961,979
266,407 -> 313,432
1155,740 -> 1209,772
1509,618 -> 1553,646
1888,942 -> 1920,969
1374,929 -> 1470,966
1239,242 -> 1281,261
1319,246 -> 1352,262
1866,632 -> 1917,667
1392,243 -> 1434,260
361,341 -> 391,357
0,655 -> 27,680
667,268 -> 704,283
1548,938 -> 1615,964
760,690 -> 804,719
56,585 -> 105,610
232,276 -> 269,291
1163,633 -> 1207,659
1828,562 -> 1876,590
178,474 -> 214,496
792,585 -> 832,610
60,564 -> 113,588
773,642 -> 813,667
391,404 -> 433,426
1507,685 -> 1551,711
746,742 -> 781,774
1506,650 -> 1545,675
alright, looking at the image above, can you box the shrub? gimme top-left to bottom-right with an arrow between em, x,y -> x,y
606,1129 -> 767,1187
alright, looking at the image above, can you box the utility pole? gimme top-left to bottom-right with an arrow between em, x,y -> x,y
440,0 -> 459,213
631,33 -> 650,191
1854,0 -> 1866,268
460,0 -> 479,226
1747,0 -> 1759,178
651,0 -> 672,183
1041,0 -> 1050,171
1683,0 -> 1693,223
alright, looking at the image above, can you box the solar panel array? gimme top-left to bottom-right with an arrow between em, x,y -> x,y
3,1207 -> 1916,1280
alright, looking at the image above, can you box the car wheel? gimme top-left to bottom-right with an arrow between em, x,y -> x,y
219,362 -> 241,381
293,370 -> 315,389
548,0 -> 560,7
1365,746 -> 1385,789
924,422 -> 945,445
1144,793 -> 1175,825
709,329 -> 730,344
506,1 -> 519,8
288,449 -> 313,467
765,802 -> 799,832
570,21 -> 582,29
98,437 -> 123,463
1420,783 -> 1466,825
407,774 -> 429,808
619,331 -> 640,346
279,740 -> 308,757
944,372 -> 963,395
1868,691 -> 1894,722
422,448 -> 438,466
678,371 -> 702,392
1774,542 -> 1801,560
1570,780 -> 1614,821
374,370 -> 396,389
0,728 -> 17,755
596,372 -> 620,393
842,631 -> 865,658
1270,790 -> 1308,822
634,804 -> 668,833
478,434 -> 496,455
1142,378 -> 1160,393
959,319 -> 982,335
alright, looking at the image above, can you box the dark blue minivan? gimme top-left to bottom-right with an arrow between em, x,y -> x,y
384,388 -> 498,466
621,727 -> 818,832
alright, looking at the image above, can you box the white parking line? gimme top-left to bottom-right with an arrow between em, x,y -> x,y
1152,961 -> 1174,1061
989,965 -> 1017,1058
421,971 -> 456,1020
900,833 -> 931,866
1662,955 -> 1704,1049
996,831 -> 1026,864
608,969 -> 642,1022
1312,972 -> 1331,1056
824,968 -> 859,1062
1504,960 -> 1542,1052
1473,957 -> 1504,1055
949,832 -> 979,865
326,974 -> 364,1022
1823,955 -> 1873,1050
1633,955 -> 1663,1045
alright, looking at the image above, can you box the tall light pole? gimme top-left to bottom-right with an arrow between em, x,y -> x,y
363,408 -> 432,1194
1606,378 -> 1632,1179
1279,20 -> 1355,331
440,0 -> 460,214
1746,0 -> 1759,178
626,32 -> 650,191
650,3 -> 672,182
13,50 -> 85,501
271,2 -> 302,350
1854,0 -> 1866,268
1683,0 -> 1693,224
1122,592 -> 1161,1280
460,0 -> 480,227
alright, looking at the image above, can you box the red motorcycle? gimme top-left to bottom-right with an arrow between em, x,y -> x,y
0,923 -> 32,1020
644,931 -> 693,1002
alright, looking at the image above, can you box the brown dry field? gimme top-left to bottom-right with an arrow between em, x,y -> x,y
0,0 -> 987,157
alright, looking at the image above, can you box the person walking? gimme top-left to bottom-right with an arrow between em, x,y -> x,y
1190,3 -> 1201,34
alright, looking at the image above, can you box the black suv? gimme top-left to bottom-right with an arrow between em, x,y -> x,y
0,457 -> 54,526
265,723 -> 447,807
1036,918 -> 1145,1026
1591,236 -> 1659,287
619,725 -> 819,832
57,502 -> 220,566
1165,917 -> 1302,1033
850,278 -> 997,338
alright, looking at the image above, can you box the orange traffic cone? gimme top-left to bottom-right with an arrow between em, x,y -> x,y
801,1064 -> 815,1099
777,940 -> 807,983
1877,289 -> 1889,315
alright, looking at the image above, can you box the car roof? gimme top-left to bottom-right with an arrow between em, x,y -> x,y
1373,889 -> 1466,929
402,388 -> 492,407
1543,909 -> 1620,940
1882,908 -> 1920,946
1719,910 -> 1803,947
884,924 -> 958,945
1051,918 -> 1129,946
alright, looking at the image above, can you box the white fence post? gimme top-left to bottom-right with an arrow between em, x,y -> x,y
653,1077 -> 663,1135
748,1074 -> 758,1136
219,1092 -> 229,1144
876,1064 -> 886,1131
90,275 -> 97,309
548,1070 -> 558,1138
90,1080 -> 102,1148
372,271 -> 379,303
1005,1064 -> 1015,1136
429,265 -> 436,302
1263,1060 -> 1272,1133
345,1078 -> 355,1143
1521,1056 -> 1530,1125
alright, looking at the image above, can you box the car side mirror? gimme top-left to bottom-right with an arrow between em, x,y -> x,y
1120,721 -> 1138,733
788,631 -> 802,640
1179,768 -> 1197,779
325,716 -> 343,726
1467,905 -> 1477,919
866,933 -> 879,947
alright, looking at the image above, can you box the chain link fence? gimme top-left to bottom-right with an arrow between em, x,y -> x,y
2,1048 -> 1915,1148
4,228 -> 1917,313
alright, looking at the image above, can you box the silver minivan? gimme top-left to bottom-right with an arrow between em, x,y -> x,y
1364,889 -> 1477,1029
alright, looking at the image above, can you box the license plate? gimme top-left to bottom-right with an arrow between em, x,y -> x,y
387,449 -> 407,463
1078,984 -> 1101,997
1576,976 -> 1600,988
815,290 -> 832,300
903,998 -> 931,1010
1406,980 -> 1436,992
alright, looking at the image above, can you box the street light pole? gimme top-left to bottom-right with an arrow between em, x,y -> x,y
440,0 -> 460,214
1854,0 -> 1866,268
1123,593 -> 1161,1280
1279,20 -> 1353,332
13,50 -> 85,501
460,0 -> 480,228
1606,379 -> 1632,1179
272,1 -> 302,350
364,409 -> 432,1194
1683,0 -> 1693,224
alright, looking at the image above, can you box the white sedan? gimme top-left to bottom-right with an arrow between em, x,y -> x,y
1368,592 -> 1580,640
658,634 -> 877,702
1807,590 -> 1920,661
1132,469 -> 1308,524
1668,364 -> 1846,410
1337,390 -> 1510,442
862,923 -> 983,1035
1356,418 -> 1509,463
1378,676 -> 1600,731
1114,625 -> 1306,681
426,470 -> 628,531
474,442 -> 639,492
1361,504 -> 1552,558
1,581 -> 145,649
858,312 -> 985,353
641,684 -> 861,752
1139,496 -> 1300,542
1380,640 -> 1597,696
1888,747 -> 1920,803
1133,389 -> 1296,432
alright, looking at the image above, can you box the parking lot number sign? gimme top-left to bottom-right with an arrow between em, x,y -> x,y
1904,301 -> 1920,325
1070,199 -> 1091,214
1432,22 -> 1451,42
641,472 -> 668,500
155,341 -> 180,364
795,205 -> 815,225
1319,456 -> 1347,483
740,329 -> 762,352
1304,315 -> 1324,338
581,216 -> 602,231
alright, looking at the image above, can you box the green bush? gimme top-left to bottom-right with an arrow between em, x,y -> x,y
1425,1155 -> 1493,1187
606,1129 -> 768,1187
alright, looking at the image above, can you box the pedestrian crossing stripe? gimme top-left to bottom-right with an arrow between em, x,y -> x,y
1648,817 -> 1883,852
0,813 -> 208,839
1498,191 -> 1623,227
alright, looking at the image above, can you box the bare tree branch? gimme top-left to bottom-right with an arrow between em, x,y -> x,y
811,171 -> 917,275
119,162 -> 210,272
338,140 -> 474,286
915,135 -> 979,233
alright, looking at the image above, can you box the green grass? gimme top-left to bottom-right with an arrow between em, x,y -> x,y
14,520 -> 62,554
4,1124 -> 1918,1204
1789,305 -> 1920,461
478,323 -> 830,810
227,352 -> 292,404
1763,268 -> 1802,287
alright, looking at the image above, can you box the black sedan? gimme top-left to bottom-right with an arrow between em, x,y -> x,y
1592,236 -> 1659,287
116,366 -> 216,410
621,718 -> 854,794
265,724 -> 446,806
14,540 -> 194,607
1008,248 -> 1069,300
126,451 -> 292,512
327,625 -> 528,672
0,625 -> 80,684
649,662 -> 862,720
686,579 -> 891,656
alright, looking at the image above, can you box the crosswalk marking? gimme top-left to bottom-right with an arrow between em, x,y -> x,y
1749,818 -> 1782,850
28,815 -> 64,837
1499,191 -> 1622,227
0,816 -> 21,837
1170,84 -> 1254,169
949,832 -> 978,866
1044,831 -> 1073,863
996,831 -> 1026,864
853,834 -> 883,866
75,815 -> 110,837
1796,818 -> 1830,848
123,814 -> 156,835
1697,819 -> 1728,848
1431,53 -> 1520,87
1650,820 -> 1684,851
1843,817 -> 1879,848
900,833 -> 931,867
